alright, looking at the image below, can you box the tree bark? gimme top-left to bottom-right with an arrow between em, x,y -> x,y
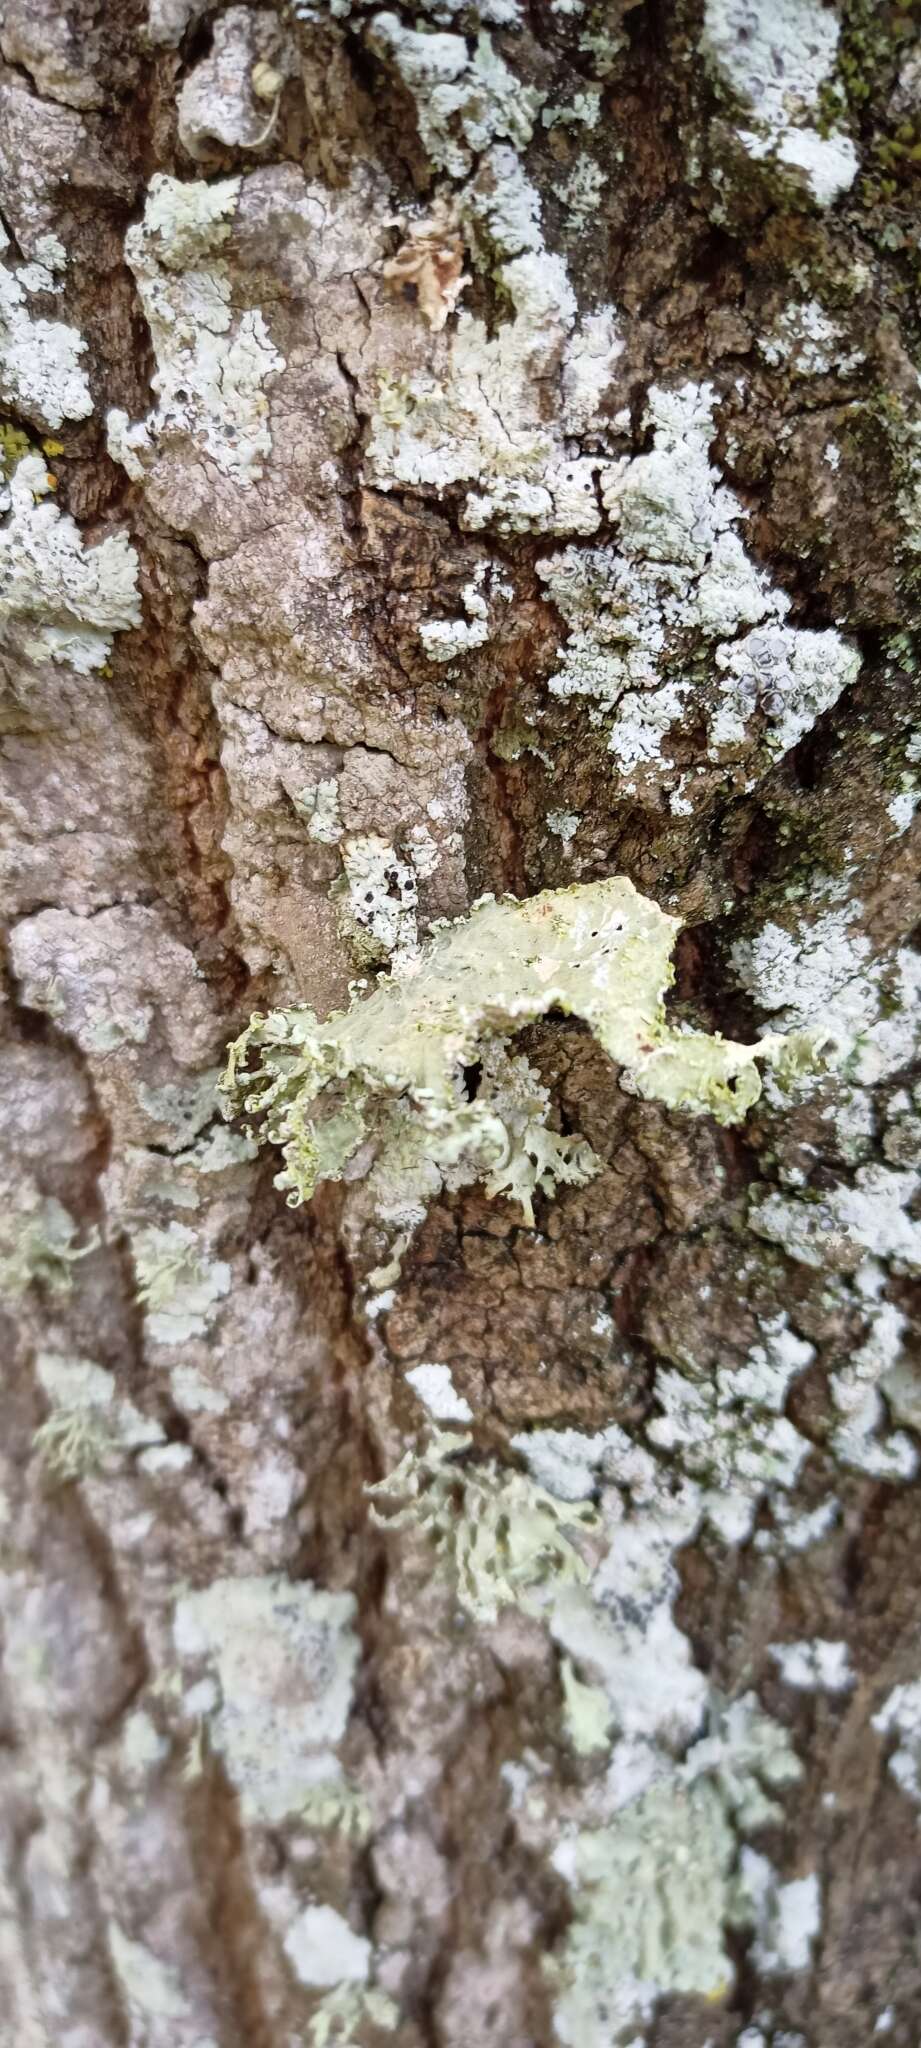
2,2 -> 921,2044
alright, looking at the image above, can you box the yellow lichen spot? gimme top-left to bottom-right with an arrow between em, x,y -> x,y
42,437 -> 65,456
251,59 -> 282,99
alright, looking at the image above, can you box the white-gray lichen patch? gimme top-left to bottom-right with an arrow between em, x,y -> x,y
701,0 -> 858,207
221,877 -> 811,1234
0,247 -> 92,429
283,1903 -> 371,1988
768,1638 -> 853,1693
0,454 -> 141,672
109,174 -> 283,489
364,152 -> 617,540
829,1268 -> 917,1481
0,1188 -> 95,1300
34,1352 -> 166,1480
177,5 -> 296,160
107,1924 -> 191,2027
404,1363 -> 473,1423
750,1166 -> 921,1278
173,1575 -> 360,1822
732,905 -> 921,1085
873,1680 -> 921,1809
365,245 -> 585,524
132,1222 -> 232,1345
538,383 -> 859,800
759,298 -> 864,377
332,834 -> 422,971
547,1695 -> 803,2046
648,1314 -> 815,1544
741,1854 -> 821,1975
368,17 -> 543,178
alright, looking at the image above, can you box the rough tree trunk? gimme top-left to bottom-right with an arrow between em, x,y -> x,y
2,1 -> 921,2044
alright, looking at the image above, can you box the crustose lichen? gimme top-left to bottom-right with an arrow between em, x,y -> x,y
220,877 -> 812,1224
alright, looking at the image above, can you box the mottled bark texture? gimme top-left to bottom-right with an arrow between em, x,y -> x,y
2,1 -> 921,2044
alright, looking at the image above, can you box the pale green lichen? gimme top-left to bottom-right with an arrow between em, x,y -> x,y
300,1779 -> 371,1841
368,1427 -> 597,1624
32,1407 -> 114,1483
132,1221 -> 231,1344
107,1924 -> 190,2025
221,877 -> 811,1229
33,1353 -> 165,1481
309,1985 -> 398,2048
560,1657 -> 613,1756
0,1195 -> 97,1300
173,1574 -> 360,1822
549,1694 -> 803,2045
109,173 -> 282,489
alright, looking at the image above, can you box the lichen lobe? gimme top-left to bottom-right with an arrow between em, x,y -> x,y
220,876 -> 811,1225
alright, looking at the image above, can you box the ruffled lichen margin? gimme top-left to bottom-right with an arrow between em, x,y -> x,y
220,876 -> 813,1227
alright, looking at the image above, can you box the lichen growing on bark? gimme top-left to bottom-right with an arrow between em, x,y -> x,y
221,875 -> 812,1226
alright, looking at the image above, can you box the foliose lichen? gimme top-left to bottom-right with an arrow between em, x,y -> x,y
367,1426 -> 598,1624
0,454 -> 141,673
548,1693 -> 804,2045
220,876 -> 812,1230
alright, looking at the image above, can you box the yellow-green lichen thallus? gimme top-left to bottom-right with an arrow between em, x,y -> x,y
221,876 -> 816,1225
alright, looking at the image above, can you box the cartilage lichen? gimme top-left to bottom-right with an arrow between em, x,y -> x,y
220,877 -> 812,1224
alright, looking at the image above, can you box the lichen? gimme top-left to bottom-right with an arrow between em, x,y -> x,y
132,1221 -> 231,1344
405,1362 -> 474,1423
0,1193 -> 97,1300
331,834 -> 421,970
33,1407 -> 114,1483
109,173 -> 283,489
648,1315 -> 815,1544
701,0 -> 858,206
173,1574 -> 360,1822
368,1427 -> 597,1624
309,1985 -> 398,2048
768,1638 -> 853,1692
0,244 -> 92,430
0,453 -> 141,673
759,297 -> 864,376
549,1694 -> 803,2045
364,153 -> 607,540
107,1925 -> 190,2025
873,1680 -> 921,1808
539,384 -> 860,801
368,17 -> 543,178
283,1904 -> 371,1988
221,877 -> 810,1235
732,902 -> 921,1084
